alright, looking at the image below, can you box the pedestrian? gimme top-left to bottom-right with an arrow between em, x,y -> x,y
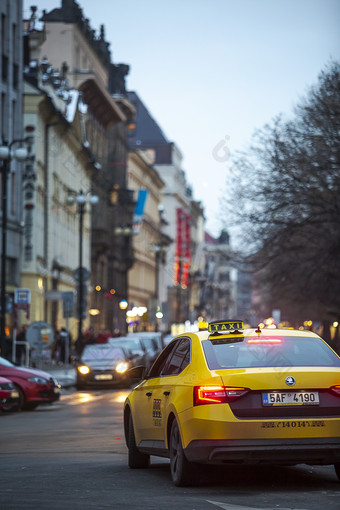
96,329 -> 110,344
16,325 -> 28,365
58,327 -> 69,365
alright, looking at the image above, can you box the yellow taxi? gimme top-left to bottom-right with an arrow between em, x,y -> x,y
123,321 -> 340,486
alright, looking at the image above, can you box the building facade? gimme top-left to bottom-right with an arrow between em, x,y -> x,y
127,150 -> 171,331
0,0 -> 24,351
23,36 -> 99,342
202,230 -> 237,322
126,91 -> 206,329
38,0 -> 136,337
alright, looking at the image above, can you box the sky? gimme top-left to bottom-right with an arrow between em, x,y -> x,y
23,0 -> 340,237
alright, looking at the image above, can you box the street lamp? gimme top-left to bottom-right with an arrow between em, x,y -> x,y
0,140 -> 28,356
119,299 -> 128,310
67,190 -> 98,343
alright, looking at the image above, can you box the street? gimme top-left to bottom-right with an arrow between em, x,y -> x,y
1,388 -> 339,510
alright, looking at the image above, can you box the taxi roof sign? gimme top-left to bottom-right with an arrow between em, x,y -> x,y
208,320 -> 244,333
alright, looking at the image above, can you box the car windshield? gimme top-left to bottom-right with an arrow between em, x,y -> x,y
202,335 -> 340,369
0,356 -> 14,367
108,337 -> 143,353
109,338 -> 141,349
81,345 -> 125,362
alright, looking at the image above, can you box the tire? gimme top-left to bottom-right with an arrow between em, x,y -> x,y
169,419 -> 195,486
14,385 -> 25,412
335,463 -> 340,481
128,414 -> 150,468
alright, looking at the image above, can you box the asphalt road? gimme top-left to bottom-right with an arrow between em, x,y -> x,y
1,388 -> 339,510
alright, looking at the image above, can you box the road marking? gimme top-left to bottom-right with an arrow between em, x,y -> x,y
207,500 -> 308,510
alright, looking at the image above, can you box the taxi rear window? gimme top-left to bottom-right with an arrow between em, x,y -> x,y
202,336 -> 340,369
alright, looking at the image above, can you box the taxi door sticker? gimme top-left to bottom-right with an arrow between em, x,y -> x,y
152,398 -> 162,427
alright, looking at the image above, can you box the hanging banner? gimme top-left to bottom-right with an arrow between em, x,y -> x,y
174,209 -> 191,286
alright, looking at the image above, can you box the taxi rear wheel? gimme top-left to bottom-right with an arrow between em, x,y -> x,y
169,419 -> 195,486
128,414 -> 150,469
335,463 -> 340,481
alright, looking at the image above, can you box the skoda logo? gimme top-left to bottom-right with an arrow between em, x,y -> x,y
285,376 -> 295,386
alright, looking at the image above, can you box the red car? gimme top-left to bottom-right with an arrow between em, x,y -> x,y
0,356 -> 61,411
0,375 -> 20,412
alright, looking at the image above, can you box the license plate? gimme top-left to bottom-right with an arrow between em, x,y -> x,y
94,374 -> 113,381
262,391 -> 319,406
11,391 -> 19,398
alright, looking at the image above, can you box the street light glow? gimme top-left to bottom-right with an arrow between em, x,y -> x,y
119,299 -> 128,310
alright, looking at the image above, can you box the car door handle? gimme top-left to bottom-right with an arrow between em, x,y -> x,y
163,391 -> 170,396
146,391 -> 152,397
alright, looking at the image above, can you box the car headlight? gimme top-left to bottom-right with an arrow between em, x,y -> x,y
0,382 -> 15,390
28,376 -> 48,384
115,362 -> 129,374
115,361 -> 129,374
77,365 -> 90,375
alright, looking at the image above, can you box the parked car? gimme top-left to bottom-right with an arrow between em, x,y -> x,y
0,375 -> 20,412
107,337 -> 147,365
163,334 -> 174,346
76,344 -> 139,390
128,332 -> 164,367
0,356 -> 61,411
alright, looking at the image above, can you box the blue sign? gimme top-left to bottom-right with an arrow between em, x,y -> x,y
14,288 -> 31,305
133,189 -> 148,234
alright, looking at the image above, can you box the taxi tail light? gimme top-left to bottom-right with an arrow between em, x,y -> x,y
193,386 -> 249,406
330,385 -> 340,396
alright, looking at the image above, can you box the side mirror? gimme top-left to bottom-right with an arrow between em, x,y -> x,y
127,365 -> 146,381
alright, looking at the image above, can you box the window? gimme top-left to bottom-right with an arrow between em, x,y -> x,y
220,272 -> 230,282
1,14 -> 5,49
161,338 -> 190,376
12,23 -> 16,59
11,100 -> 16,140
75,45 -> 80,69
1,92 -> 7,140
147,340 -> 179,378
10,171 -> 16,215
12,63 -> 18,88
2,54 -> 8,82
202,336 -> 340,369
6,258 -> 17,285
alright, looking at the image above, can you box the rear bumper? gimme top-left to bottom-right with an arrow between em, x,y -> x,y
184,437 -> 340,465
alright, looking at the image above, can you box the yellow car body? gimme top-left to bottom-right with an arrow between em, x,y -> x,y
124,323 -> 340,485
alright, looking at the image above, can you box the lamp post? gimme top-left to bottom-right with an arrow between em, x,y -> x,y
0,140 -> 28,356
113,223 -> 133,335
67,190 -> 98,343
151,242 -> 168,331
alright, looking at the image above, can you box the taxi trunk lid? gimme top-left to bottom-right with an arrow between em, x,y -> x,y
217,366 -> 340,390
216,366 -> 340,419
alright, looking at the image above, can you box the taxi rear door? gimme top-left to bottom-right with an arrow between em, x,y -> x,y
132,338 -> 191,443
